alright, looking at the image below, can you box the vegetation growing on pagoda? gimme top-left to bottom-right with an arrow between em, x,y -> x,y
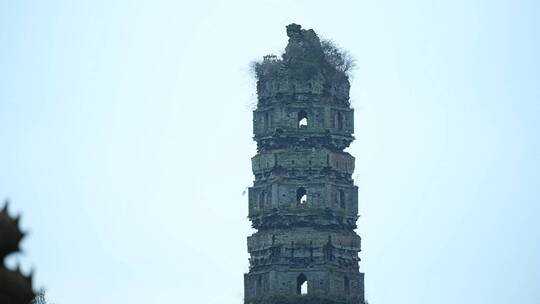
251,24 -> 355,82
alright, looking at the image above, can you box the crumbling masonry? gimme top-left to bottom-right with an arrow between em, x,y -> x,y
244,24 -> 365,304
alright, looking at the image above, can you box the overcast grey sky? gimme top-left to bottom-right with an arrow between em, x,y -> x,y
1,0 -> 539,303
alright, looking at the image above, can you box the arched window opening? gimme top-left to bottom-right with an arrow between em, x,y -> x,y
298,110 -> 308,128
337,112 -> 344,130
296,187 -> 307,205
297,274 -> 308,295
344,276 -> 350,294
339,190 -> 346,209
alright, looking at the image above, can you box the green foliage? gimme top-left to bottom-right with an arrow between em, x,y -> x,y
250,55 -> 283,80
251,54 -> 283,80
31,289 -> 49,304
320,39 -> 355,75
250,40 -> 354,81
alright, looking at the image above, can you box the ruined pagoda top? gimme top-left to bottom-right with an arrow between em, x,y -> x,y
252,24 -> 354,105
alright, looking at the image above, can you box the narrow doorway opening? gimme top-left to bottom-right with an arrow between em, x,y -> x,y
259,191 -> 266,209
339,189 -> 346,209
298,110 -> 308,128
337,112 -> 343,130
296,187 -> 307,205
297,274 -> 308,295
344,276 -> 350,294
264,112 -> 269,130
257,276 -> 263,295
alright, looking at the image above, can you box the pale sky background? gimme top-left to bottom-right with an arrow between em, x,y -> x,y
1,1 -> 539,303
